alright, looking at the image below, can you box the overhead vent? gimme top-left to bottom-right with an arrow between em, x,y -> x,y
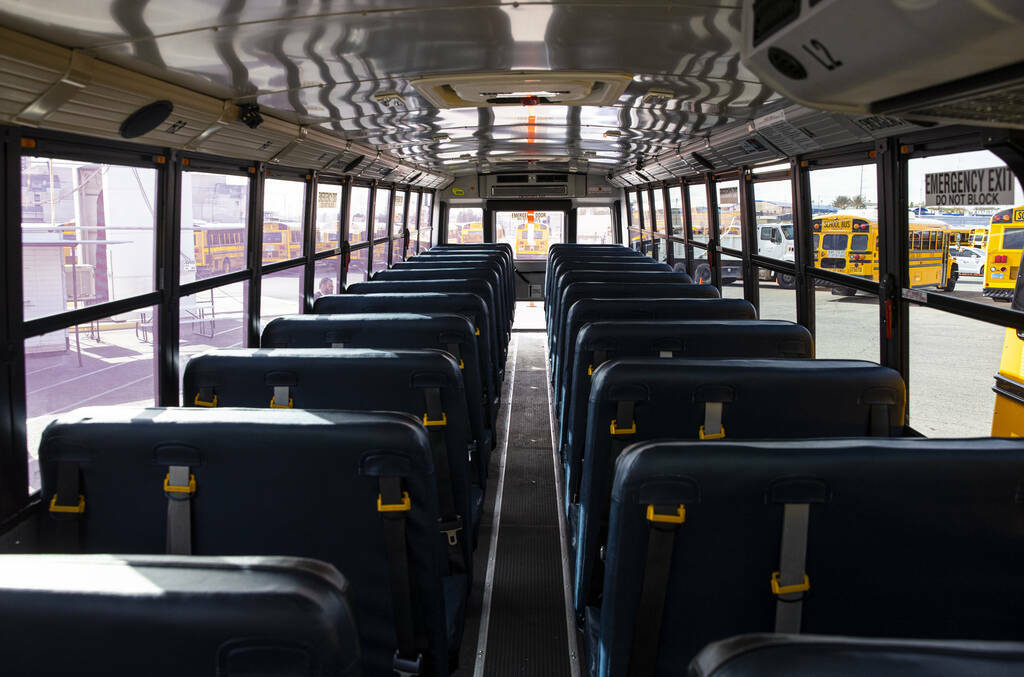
536,174 -> 568,183
495,174 -> 531,183
411,71 -> 632,108
491,184 -> 568,197
742,0 -> 1024,129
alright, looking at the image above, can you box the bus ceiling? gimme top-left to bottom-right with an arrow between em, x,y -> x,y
0,1 -> 1022,184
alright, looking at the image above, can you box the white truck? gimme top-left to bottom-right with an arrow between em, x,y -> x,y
691,222 -> 796,288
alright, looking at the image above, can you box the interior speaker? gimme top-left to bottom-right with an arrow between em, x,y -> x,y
119,100 -> 173,139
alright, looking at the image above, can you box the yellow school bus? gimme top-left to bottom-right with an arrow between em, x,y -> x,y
457,221 -> 484,244
972,226 -> 989,248
992,322 -> 1024,436
982,207 -> 1024,301
812,214 -> 956,292
262,221 -> 303,262
515,212 -> 550,258
193,223 -> 246,276
948,227 -> 973,248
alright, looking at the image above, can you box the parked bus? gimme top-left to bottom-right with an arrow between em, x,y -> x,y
191,223 -> 246,277
515,212 -> 550,258
261,221 -> 303,262
812,214 -> 956,294
983,207 -> 1024,301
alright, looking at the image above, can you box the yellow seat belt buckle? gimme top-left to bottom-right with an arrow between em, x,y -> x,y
610,419 -> 636,436
458,359 -> 465,370
646,504 -> 685,524
587,364 -> 594,376
49,494 -> 85,514
193,393 -> 217,407
475,328 -> 480,336
377,491 -> 411,512
164,473 -> 197,495
771,571 -> 810,595
269,397 -> 294,409
423,412 -> 448,427
698,425 -> 726,440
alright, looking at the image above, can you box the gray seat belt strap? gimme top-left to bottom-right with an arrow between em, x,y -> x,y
869,404 -> 889,436
165,465 -> 195,555
773,503 -> 810,633
445,343 -> 464,369
49,460 -> 84,552
701,402 -> 724,439
271,385 -> 292,408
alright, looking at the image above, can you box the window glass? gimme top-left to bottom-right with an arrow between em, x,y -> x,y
577,206 -> 615,244
907,151 -> 1023,305
909,305 -> 1000,436
392,191 -> 406,236
495,210 -> 565,260
689,184 -> 709,245
408,193 -> 421,254
392,232 -> 405,264
420,192 -> 433,231
810,164 -> 877,277
348,186 -> 370,244
315,184 -> 341,253
179,283 -> 246,399
629,227 -> 643,251
654,236 -> 668,263
176,170 -> 248,282
651,189 -> 666,233
448,207 -> 484,243
262,179 -> 305,266
373,188 -> 391,240
669,186 -> 683,237
754,179 -> 793,263
259,266 -> 304,334
349,245 -> 369,283
372,241 -> 389,273
757,267 -> 797,322
627,191 -> 640,228
636,190 -> 647,229
21,157 -> 157,320
25,306 -> 157,492
813,275 -> 879,361
717,180 -> 741,251
314,256 -> 341,298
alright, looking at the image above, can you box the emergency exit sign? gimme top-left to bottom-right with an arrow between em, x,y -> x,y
924,166 -> 1014,207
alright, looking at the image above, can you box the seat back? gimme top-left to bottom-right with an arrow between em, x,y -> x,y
347,279 -> 504,361
182,348 -> 481,558
560,319 -> 813,492
39,407 -> 452,677
548,270 -> 692,334
404,252 -> 512,311
548,260 -> 669,306
575,358 -> 906,619
553,283 -> 722,394
546,249 -> 643,304
598,438 -> 1024,675
690,633 -> 1024,677
0,554 -> 361,676
313,291 -> 500,398
261,312 -> 494,454
373,267 -> 509,338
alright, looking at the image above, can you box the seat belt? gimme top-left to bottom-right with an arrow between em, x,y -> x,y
49,460 -> 85,552
696,385 -> 734,440
588,349 -> 610,377
378,476 -> 423,677
772,503 -> 811,633
423,387 -> 465,573
628,503 -> 686,677
571,400 -> 634,503
164,465 -> 196,555
193,385 -> 218,407
270,385 -> 293,408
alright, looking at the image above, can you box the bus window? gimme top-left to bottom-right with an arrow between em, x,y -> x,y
651,189 -> 666,233
689,184 -> 708,245
25,306 -> 157,493
495,210 -> 564,259
627,191 -> 640,229
576,206 -> 614,244
262,179 -> 305,266
447,207 -> 482,243
372,188 -> 390,240
668,186 -> 684,238
259,266 -> 304,334
179,282 -> 246,399
180,170 -> 247,282
371,241 -> 388,273
315,184 -> 341,253
419,193 -> 433,251
391,191 -> 406,263
22,156 -> 158,318
348,186 -> 370,245
348,244 -> 369,283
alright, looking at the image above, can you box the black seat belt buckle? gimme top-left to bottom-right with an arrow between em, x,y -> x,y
393,651 -> 423,677
439,515 -> 463,546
